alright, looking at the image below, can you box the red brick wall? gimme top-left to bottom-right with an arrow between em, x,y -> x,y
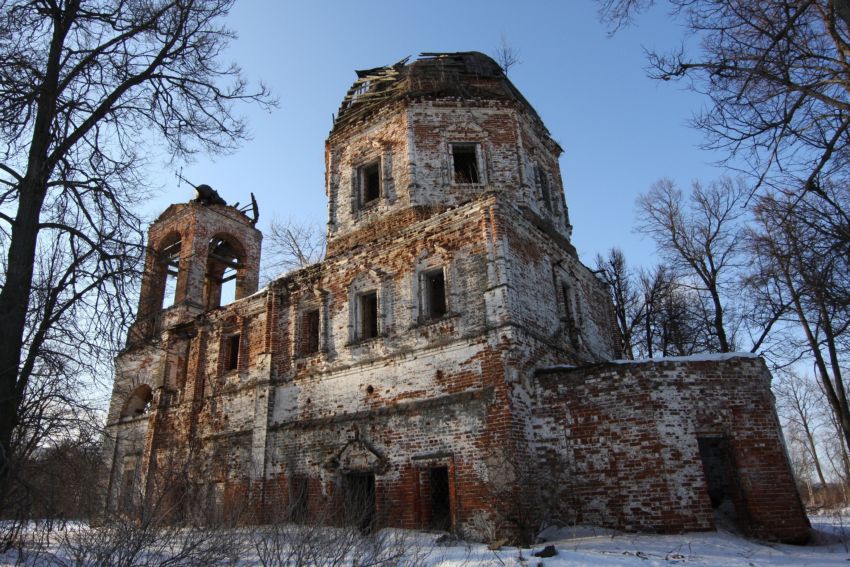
532,356 -> 810,543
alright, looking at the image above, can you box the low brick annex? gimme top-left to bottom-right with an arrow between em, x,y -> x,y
102,52 -> 809,543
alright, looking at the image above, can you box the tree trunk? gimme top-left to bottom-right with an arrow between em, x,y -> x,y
0,177 -> 50,509
644,299 -> 653,358
709,286 -> 730,352
802,421 -> 828,490
0,4 -> 69,511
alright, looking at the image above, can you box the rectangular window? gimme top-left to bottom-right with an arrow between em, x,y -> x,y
423,269 -> 447,320
359,291 -> 378,340
358,160 -> 381,207
300,309 -> 320,355
451,144 -> 480,184
225,333 -> 240,371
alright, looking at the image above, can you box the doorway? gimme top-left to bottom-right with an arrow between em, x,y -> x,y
428,466 -> 451,530
343,472 -> 376,533
697,436 -> 741,529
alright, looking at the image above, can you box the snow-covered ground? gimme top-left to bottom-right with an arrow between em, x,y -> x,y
3,515 -> 849,566
425,516 -> 849,566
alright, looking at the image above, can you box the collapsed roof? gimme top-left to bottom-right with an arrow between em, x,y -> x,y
332,52 -> 549,136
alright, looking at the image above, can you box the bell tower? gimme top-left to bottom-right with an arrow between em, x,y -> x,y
129,196 -> 262,343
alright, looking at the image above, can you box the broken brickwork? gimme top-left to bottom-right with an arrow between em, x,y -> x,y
532,356 -> 809,543
102,52 -> 809,543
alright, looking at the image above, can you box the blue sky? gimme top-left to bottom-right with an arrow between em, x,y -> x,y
149,1 -> 731,270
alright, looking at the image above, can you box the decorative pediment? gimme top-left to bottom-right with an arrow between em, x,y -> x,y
327,438 -> 388,473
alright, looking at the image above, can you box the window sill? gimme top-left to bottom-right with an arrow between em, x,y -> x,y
220,369 -> 240,381
294,350 -> 323,361
345,334 -> 386,347
354,199 -> 383,217
412,312 -> 460,329
118,413 -> 150,423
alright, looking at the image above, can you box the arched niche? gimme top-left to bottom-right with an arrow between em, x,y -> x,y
120,384 -> 153,419
204,233 -> 248,309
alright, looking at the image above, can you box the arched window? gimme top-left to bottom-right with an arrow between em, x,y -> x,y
158,233 -> 182,309
120,385 -> 153,418
205,235 -> 246,309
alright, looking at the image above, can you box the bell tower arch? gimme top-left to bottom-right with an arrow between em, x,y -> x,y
129,198 -> 262,343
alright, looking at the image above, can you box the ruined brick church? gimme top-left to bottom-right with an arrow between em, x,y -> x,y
103,52 -> 809,543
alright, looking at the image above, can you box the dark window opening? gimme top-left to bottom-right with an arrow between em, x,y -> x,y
360,161 -> 381,206
359,291 -> 378,340
225,334 -> 240,371
343,472 -> 375,533
121,468 -> 136,513
160,239 -> 181,309
424,269 -> 447,320
206,237 -> 243,309
537,166 -> 552,210
289,476 -> 309,523
429,467 -> 451,531
120,385 -> 153,419
697,436 -> 741,527
178,343 -> 191,390
300,309 -> 320,355
562,282 -> 581,347
452,144 -> 480,184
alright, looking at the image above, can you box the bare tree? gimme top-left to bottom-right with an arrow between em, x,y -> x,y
598,1 -> 850,248
748,186 -> 850,461
261,217 -> 326,282
0,0 -> 274,519
636,262 -> 676,361
595,248 -> 644,359
657,280 -> 700,356
492,34 -> 521,76
821,398 -> 850,499
636,177 -> 750,353
784,420 -> 819,506
628,262 -> 721,358
774,370 -> 829,494
635,264 -> 667,358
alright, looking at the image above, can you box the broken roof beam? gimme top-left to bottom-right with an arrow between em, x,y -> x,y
208,253 -> 242,269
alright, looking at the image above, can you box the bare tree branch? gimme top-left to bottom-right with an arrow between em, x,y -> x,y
261,217 -> 326,283
636,176 -> 749,352
0,0 -> 275,527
